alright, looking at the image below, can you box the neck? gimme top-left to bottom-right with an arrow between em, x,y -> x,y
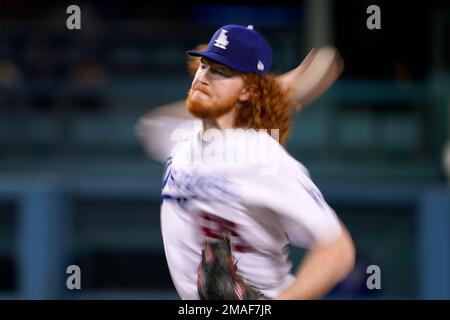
202,107 -> 236,132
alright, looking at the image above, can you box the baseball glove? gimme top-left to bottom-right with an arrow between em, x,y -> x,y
197,234 -> 264,300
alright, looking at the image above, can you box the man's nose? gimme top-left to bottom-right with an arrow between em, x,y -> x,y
196,67 -> 210,86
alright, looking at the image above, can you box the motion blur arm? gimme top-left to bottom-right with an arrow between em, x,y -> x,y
135,100 -> 198,162
275,222 -> 355,300
277,47 -> 344,110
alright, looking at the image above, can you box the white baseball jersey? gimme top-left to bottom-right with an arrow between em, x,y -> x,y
137,116 -> 342,299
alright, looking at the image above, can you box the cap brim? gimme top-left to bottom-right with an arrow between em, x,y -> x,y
186,50 -> 250,73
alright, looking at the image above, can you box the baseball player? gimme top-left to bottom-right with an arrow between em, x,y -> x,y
137,24 -> 355,300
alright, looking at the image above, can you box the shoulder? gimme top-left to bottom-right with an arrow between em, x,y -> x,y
224,128 -> 310,178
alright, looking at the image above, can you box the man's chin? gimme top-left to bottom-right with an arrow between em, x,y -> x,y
187,105 -> 215,119
187,95 -> 236,119
190,96 -> 209,108
187,98 -> 211,119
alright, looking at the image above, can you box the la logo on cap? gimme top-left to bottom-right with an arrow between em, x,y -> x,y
214,29 -> 229,50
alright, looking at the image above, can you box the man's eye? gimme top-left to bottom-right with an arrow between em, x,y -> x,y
212,69 -> 226,76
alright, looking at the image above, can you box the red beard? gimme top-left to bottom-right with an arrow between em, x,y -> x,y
186,85 -> 240,120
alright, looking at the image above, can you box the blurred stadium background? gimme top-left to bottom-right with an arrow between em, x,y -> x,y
0,0 -> 450,299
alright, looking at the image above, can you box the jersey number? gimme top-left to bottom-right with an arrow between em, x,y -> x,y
199,212 -> 253,253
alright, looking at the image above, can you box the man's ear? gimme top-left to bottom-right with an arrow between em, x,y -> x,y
238,87 -> 250,101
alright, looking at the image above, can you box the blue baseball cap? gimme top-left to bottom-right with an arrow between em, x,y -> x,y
187,24 -> 272,75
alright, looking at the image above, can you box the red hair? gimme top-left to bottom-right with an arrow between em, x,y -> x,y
235,73 -> 292,145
